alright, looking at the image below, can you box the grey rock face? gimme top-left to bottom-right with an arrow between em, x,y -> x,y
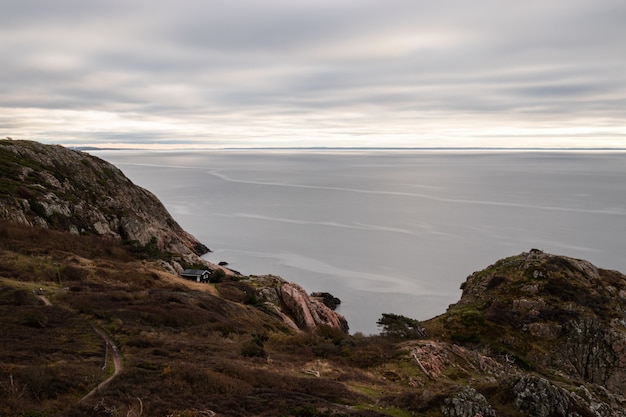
512,377 -> 571,417
441,387 -> 495,417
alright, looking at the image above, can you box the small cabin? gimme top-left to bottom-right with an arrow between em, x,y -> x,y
181,269 -> 210,283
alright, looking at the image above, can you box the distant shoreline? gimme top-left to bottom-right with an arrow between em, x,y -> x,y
82,146 -> 626,152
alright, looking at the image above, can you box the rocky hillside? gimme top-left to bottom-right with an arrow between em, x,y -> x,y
0,139 -> 209,266
443,248 -> 626,391
420,248 -> 626,416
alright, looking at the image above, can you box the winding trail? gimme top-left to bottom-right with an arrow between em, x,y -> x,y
37,292 -> 123,404
37,294 -> 53,306
79,326 -> 123,404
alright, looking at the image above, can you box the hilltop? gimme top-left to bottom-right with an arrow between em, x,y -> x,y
1,140 -> 626,416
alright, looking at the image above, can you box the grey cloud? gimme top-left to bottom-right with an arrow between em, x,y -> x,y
0,0 -> 625,147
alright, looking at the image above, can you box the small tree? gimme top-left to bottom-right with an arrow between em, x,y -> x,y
377,313 -> 427,339
208,268 -> 226,283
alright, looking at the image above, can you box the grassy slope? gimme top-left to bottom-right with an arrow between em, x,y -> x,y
0,222 -> 415,417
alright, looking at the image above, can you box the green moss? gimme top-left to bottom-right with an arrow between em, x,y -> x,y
489,344 -> 535,370
124,237 -> 175,261
459,309 -> 485,327
355,405 -> 413,417
451,332 -> 480,344
286,405 -> 349,417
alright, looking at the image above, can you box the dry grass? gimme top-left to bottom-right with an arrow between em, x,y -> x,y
0,222 -> 407,416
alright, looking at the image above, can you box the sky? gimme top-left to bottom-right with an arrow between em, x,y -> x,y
1,0 -> 625,149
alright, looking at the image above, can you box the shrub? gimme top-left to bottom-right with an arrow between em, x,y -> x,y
315,325 -> 347,344
21,411 -> 51,417
21,310 -> 49,328
241,334 -> 267,357
451,333 -> 480,345
486,275 -> 507,289
12,290 -> 36,306
22,365 -> 67,401
28,200 -> 47,218
459,309 -> 485,327
60,265 -> 84,281
287,405 -> 349,417
241,341 -> 266,357
124,236 -> 173,260
377,313 -> 427,339
341,335 -> 397,368
208,269 -> 225,283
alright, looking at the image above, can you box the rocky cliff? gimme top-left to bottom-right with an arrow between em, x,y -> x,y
0,139 -> 208,264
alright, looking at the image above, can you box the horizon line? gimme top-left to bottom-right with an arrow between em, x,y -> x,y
78,145 -> 626,152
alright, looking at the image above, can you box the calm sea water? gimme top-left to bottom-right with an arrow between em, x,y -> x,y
94,150 -> 626,334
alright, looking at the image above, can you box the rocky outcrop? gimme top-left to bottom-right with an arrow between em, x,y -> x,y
441,387 -> 495,417
428,249 -> 626,416
280,282 -> 348,333
310,291 -> 341,310
452,249 -> 626,394
501,375 -> 626,417
0,140 -> 210,267
511,376 -> 573,417
251,275 -> 348,333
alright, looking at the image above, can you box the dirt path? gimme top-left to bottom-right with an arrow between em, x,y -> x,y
38,294 -> 53,306
79,326 -> 123,404
35,291 -> 123,404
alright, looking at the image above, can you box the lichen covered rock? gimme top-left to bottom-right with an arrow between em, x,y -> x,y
441,387 -> 495,417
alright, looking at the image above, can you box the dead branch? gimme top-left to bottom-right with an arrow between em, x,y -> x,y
411,349 -> 433,380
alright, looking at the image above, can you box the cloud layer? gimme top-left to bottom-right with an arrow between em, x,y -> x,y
1,0 -> 625,148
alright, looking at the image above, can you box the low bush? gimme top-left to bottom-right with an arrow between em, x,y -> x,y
21,310 -> 49,328
287,405 -> 349,417
209,268 -> 226,283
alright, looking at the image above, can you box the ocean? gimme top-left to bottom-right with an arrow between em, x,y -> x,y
93,149 -> 626,334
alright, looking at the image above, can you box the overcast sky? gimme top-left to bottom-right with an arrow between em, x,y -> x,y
1,0 -> 625,148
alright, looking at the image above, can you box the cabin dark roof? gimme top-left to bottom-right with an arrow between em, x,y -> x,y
181,269 -> 211,283
181,269 -> 208,276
